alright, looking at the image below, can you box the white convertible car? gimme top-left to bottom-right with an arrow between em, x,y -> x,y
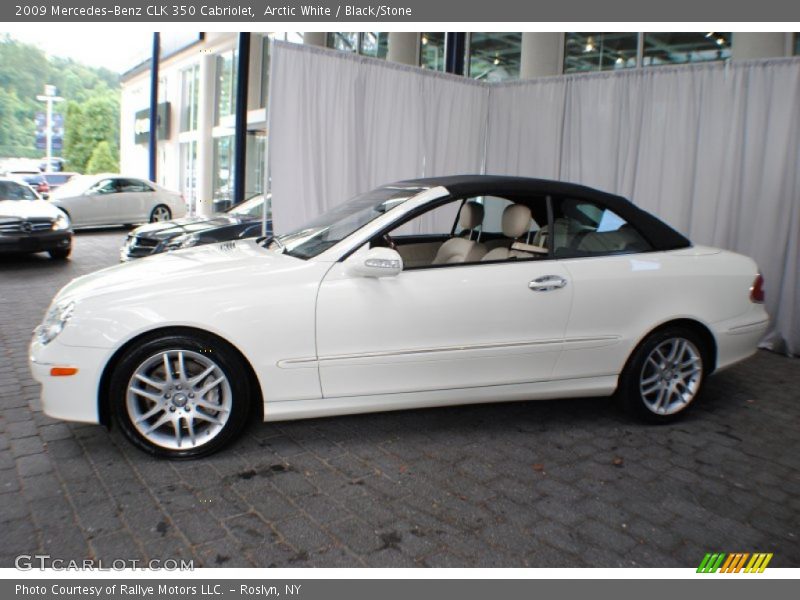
30,176 -> 769,458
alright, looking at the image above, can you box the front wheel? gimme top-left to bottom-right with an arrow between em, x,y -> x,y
48,247 -> 71,260
109,332 -> 253,458
618,326 -> 708,422
150,205 -> 171,222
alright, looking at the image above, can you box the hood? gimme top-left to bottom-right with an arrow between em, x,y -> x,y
0,199 -> 63,220
55,239 -> 296,305
131,214 -> 251,239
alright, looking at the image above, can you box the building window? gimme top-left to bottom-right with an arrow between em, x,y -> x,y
212,135 -> 234,209
215,49 -> 237,125
468,33 -> 522,81
794,33 -> 799,55
245,132 -> 266,200
360,32 -> 389,59
180,140 -> 197,214
273,32 -> 303,44
327,32 -> 359,53
327,32 -> 388,58
180,64 -> 199,132
420,33 -> 446,71
643,33 -> 731,66
157,76 -> 168,103
564,33 -> 639,73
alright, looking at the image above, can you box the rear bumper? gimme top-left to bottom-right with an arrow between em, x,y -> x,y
0,231 -> 71,254
712,305 -> 770,372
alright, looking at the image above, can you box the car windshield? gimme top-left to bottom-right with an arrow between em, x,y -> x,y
0,181 -> 37,201
268,185 -> 426,260
227,195 -> 265,218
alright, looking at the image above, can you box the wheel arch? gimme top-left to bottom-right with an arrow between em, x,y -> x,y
627,317 -> 718,378
97,325 -> 264,428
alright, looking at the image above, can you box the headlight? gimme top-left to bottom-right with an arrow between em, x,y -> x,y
165,234 -> 199,251
52,213 -> 70,231
35,301 -> 75,345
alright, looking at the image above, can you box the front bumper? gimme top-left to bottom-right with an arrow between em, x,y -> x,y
29,336 -> 110,424
0,231 -> 72,254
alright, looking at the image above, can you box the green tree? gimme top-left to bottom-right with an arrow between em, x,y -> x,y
0,87 -> 36,157
0,35 -> 120,166
85,141 -> 118,174
63,94 -> 120,172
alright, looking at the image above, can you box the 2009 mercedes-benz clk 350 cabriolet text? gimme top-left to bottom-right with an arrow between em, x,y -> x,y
30,176 -> 769,458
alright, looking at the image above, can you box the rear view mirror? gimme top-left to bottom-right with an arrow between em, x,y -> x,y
348,247 -> 403,278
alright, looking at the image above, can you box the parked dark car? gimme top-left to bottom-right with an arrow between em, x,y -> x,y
43,171 -> 78,193
120,194 -> 271,261
0,178 -> 72,260
39,157 -> 66,172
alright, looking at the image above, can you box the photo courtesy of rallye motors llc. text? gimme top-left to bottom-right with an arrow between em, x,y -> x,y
15,584 -> 301,597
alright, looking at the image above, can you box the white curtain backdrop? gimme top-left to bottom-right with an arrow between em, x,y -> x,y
486,60 -> 800,355
268,41 -> 800,355
268,41 -> 487,234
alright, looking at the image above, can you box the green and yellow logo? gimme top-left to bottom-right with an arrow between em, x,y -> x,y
697,553 -> 773,573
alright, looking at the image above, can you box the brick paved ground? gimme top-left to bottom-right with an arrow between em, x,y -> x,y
1,230 -> 798,569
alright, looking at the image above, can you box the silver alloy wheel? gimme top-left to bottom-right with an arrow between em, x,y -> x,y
639,337 -> 703,415
126,349 -> 232,450
151,206 -> 171,222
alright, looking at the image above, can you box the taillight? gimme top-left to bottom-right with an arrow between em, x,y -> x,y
750,274 -> 765,304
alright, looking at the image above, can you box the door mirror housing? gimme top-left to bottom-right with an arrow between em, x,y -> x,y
348,247 -> 403,278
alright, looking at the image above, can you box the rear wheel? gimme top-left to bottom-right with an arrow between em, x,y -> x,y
110,332 -> 252,459
150,205 -> 171,222
618,326 -> 708,422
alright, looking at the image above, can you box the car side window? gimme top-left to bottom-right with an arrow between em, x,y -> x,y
549,198 -> 653,258
372,195 -> 546,270
136,179 -> 155,192
91,179 -> 118,195
117,179 -> 153,193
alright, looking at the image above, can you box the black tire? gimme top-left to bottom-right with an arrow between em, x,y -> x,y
617,326 -> 709,423
48,246 -> 71,260
109,332 -> 253,459
149,205 -> 171,223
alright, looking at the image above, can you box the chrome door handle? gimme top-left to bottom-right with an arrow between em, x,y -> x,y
529,275 -> 568,292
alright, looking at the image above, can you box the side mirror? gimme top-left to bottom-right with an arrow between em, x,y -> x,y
347,247 -> 403,278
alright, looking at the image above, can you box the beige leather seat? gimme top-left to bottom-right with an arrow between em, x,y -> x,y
432,201 -> 488,264
481,203 -> 533,261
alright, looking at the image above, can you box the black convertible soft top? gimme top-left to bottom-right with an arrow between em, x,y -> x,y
395,175 -> 691,252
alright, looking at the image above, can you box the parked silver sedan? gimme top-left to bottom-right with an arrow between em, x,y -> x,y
49,174 -> 185,228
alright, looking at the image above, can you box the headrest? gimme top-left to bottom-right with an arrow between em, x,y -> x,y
502,203 -> 532,239
459,201 -> 485,231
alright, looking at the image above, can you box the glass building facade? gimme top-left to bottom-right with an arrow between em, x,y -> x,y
420,33 -> 446,71
468,33 -> 522,82
564,32 -> 733,73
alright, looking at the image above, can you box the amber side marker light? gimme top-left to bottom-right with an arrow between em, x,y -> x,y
50,367 -> 78,376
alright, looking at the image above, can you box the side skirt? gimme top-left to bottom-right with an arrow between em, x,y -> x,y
262,375 -> 618,422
